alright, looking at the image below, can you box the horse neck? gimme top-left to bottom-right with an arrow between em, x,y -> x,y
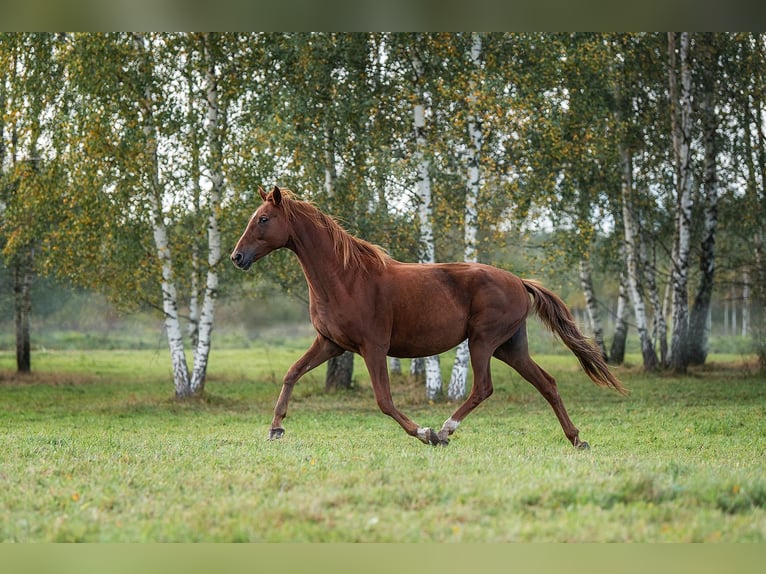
287,213 -> 350,296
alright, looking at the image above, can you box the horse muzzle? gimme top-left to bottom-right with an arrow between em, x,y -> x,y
230,250 -> 255,271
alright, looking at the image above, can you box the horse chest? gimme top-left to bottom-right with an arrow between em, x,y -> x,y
309,298 -> 369,352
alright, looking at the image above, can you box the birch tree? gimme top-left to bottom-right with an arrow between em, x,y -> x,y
619,145 -> 659,371
667,32 -> 694,374
56,32 -> 230,397
131,32 -> 193,395
409,37 -> 442,400
687,33 -> 720,366
448,32 -> 483,401
188,32 -> 225,394
609,269 -> 630,364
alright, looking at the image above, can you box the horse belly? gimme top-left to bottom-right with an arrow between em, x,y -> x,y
387,286 -> 469,358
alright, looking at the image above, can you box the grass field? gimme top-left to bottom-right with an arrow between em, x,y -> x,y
1,343 -> 765,542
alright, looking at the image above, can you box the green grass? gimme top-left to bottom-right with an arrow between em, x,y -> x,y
1,346 -> 765,542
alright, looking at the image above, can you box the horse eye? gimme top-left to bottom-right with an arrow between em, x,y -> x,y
258,216 -> 269,224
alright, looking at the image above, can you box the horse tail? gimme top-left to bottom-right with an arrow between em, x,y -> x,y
522,279 -> 629,395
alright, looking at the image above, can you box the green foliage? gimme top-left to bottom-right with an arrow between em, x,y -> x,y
3,32 -> 766,378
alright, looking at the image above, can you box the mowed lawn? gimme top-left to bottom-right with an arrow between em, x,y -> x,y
0,344 -> 764,542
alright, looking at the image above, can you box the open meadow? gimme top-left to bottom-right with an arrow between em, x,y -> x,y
1,342 -> 765,542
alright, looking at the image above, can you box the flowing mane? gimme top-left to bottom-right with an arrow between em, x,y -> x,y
276,189 -> 391,273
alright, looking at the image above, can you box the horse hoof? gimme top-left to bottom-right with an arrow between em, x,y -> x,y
268,427 -> 285,440
428,428 -> 449,447
576,440 -> 590,450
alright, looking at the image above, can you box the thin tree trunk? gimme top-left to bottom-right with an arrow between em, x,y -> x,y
620,145 -> 658,371
189,243 -> 200,348
13,252 -> 33,374
578,257 -> 608,361
449,32 -> 483,401
754,233 -> 766,370
322,120 -> 355,389
668,32 -> 694,374
410,357 -> 425,380
743,82 -> 766,368
190,33 -> 223,395
742,271 -> 750,337
643,239 -> 667,366
187,52 -> 203,351
609,269 -> 629,365
412,48 -> 442,401
133,32 -> 191,398
326,351 -> 355,391
688,34 -> 719,365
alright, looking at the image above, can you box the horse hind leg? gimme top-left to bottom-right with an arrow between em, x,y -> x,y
494,329 -> 589,449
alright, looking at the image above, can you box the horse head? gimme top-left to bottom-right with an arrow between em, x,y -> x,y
230,186 -> 291,270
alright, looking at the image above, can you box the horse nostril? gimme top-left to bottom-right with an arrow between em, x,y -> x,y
232,251 -> 242,265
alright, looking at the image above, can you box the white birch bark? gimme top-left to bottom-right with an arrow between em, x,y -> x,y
688,34 -> 719,365
668,32 -> 694,373
412,49 -> 441,400
609,269 -> 629,365
322,122 -> 355,389
132,33 -> 191,397
642,238 -> 667,365
189,243 -> 200,347
620,145 -> 658,371
578,257 -> 607,361
410,357 -> 425,378
449,33 -> 483,401
742,271 -> 750,337
190,33 -> 223,394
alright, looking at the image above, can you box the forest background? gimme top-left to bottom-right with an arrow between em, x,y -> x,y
1,32 -> 764,399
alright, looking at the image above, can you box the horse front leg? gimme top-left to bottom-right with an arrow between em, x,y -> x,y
269,334 -> 344,440
436,340 -> 495,444
362,349 -> 447,446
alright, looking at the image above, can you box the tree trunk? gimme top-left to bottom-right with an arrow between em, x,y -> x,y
578,257 -> 608,361
190,33 -> 223,395
133,33 -> 191,398
188,242 -> 201,349
753,233 -> 766,370
388,357 -> 402,376
668,32 -> 694,374
742,271 -> 750,337
412,48 -> 442,400
13,252 -> 33,374
609,270 -> 629,365
410,357 -> 425,380
322,115 -> 354,390
688,33 -> 719,366
742,80 -> 766,369
449,32 -> 483,401
620,145 -> 658,371
326,351 -> 355,391
643,241 -> 667,366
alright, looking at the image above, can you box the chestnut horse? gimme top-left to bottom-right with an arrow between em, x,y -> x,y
231,186 -> 627,448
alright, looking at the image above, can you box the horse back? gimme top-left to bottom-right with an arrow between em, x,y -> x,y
383,261 -> 529,357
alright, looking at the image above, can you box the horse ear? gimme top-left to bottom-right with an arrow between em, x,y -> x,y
258,186 -> 268,201
272,185 -> 283,206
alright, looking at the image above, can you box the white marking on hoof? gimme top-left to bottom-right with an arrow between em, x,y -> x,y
441,418 -> 460,435
416,427 -> 430,444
